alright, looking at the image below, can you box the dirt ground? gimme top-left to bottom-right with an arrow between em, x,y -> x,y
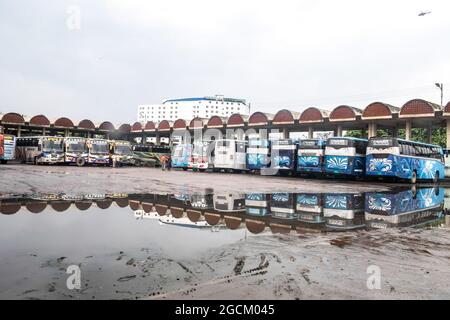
0,164 -> 396,195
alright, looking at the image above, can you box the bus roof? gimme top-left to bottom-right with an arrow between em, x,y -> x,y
370,137 -> 442,149
328,137 -> 368,142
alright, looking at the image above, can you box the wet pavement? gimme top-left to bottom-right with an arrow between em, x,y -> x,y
1,185 -> 449,299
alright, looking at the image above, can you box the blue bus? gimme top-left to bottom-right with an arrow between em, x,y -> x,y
296,193 -> 325,224
325,137 -> 368,177
171,143 -> 193,170
297,139 -> 326,175
245,193 -> 270,217
365,187 -> 444,229
366,137 -> 445,183
323,193 -> 365,230
246,135 -> 270,171
270,139 -> 298,176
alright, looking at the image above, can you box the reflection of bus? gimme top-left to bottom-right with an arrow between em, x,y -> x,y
190,192 -> 214,210
366,137 -> 445,184
296,193 -> 325,224
246,135 -> 270,171
270,139 -> 297,176
64,137 -> 88,166
110,140 -> 133,166
172,144 -> 193,170
365,187 -> 444,229
16,136 -> 65,164
323,193 -> 365,230
0,134 -> 16,164
86,138 -> 110,165
213,193 -> 245,212
325,137 -> 367,177
297,139 -> 326,174
190,141 -> 211,172
269,193 -> 296,219
245,193 -> 270,216
213,140 -> 247,172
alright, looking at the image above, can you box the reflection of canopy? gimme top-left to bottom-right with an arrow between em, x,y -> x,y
75,201 -> 92,211
187,209 -> 201,222
204,212 -> 221,226
155,205 -> 168,216
246,219 -> 266,234
51,201 -> 71,212
115,198 -> 129,208
224,215 -> 243,230
171,207 -> 185,219
270,223 -> 292,234
26,202 -> 47,214
0,202 -> 21,215
96,199 -> 112,209
129,200 -> 141,211
142,202 -> 153,213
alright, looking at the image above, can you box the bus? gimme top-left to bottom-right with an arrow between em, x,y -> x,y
366,137 -> 445,183
296,193 -> 325,224
246,135 -> 270,171
16,136 -> 65,164
64,137 -> 88,166
212,139 -> 247,173
110,140 -> 133,166
0,134 -> 16,164
245,193 -> 270,217
190,141 -> 211,172
325,137 -> 367,177
213,193 -> 246,212
365,187 -> 444,229
269,139 -> 298,176
323,193 -> 365,230
297,139 -> 326,175
86,138 -> 110,165
131,144 -> 171,167
171,143 -> 193,170
269,193 -> 297,219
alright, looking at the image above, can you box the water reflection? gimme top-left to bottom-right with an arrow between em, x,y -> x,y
1,187 -> 447,234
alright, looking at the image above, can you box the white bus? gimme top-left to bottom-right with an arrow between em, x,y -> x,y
64,137 -> 88,166
86,138 -> 110,165
110,140 -> 133,166
212,139 -> 247,173
16,136 -> 65,164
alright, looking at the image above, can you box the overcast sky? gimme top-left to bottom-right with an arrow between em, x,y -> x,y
1,0 -> 449,124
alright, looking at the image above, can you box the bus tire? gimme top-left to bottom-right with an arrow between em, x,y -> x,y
433,171 -> 439,184
410,171 -> 417,184
183,168 -> 188,171
76,157 -> 86,167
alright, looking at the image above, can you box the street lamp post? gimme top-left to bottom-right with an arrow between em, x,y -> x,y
435,83 -> 444,107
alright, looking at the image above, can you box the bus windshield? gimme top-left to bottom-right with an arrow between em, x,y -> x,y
67,141 -> 87,152
115,145 -> 131,155
91,143 -> 109,154
43,139 -> 63,153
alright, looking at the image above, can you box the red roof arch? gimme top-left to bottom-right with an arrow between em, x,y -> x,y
329,105 -> 362,122
189,117 -> 205,129
78,119 -> 95,130
362,102 -> 399,120
118,124 -> 131,133
144,121 -> 156,131
227,114 -> 247,127
400,99 -> 441,118
272,109 -> 298,125
299,107 -> 329,123
248,112 -> 273,126
131,122 -> 143,132
1,112 -> 25,124
54,117 -> 74,128
207,116 -> 225,128
98,121 -> 115,131
173,119 -> 188,130
29,114 -> 51,126
158,120 -> 172,131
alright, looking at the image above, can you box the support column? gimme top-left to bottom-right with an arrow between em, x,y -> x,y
281,127 -> 289,139
334,125 -> 342,137
405,120 -> 412,141
308,126 -> 313,139
428,126 -> 433,144
446,120 -> 450,150
17,125 -> 22,137
392,126 -> 398,138
42,128 -> 46,136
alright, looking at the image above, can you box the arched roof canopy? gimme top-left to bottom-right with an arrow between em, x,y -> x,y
158,120 -> 172,131
329,105 -> 362,122
98,121 -> 115,131
400,99 -> 441,118
445,101 -> 450,115
224,216 -> 243,230
207,116 -> 225,128
131,122 -> 143,132
227,114 -> 247,128
189,117 -> 205,129
173,119 -> 188,130
299,107 -> 329,123
29,115 -> 51,126
144,121 -> 156,131
118,124 -> 131,133
272,109 -> 299,125
362,102 -> 399,120
1,112 -> 25,124
54,117 -> 74,128
78,119 -> 95,130
248,112 -> 273,126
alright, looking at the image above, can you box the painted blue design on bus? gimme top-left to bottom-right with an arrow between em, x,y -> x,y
324,137 -> 367,177
296,194 -> 319,206
246,138 -> 270,170
366,138 -> 445,182
269,139 -> 298,173
297,139 -> 326,174
171,144 -> 192,169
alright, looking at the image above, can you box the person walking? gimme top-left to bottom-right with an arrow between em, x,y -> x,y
160,155 -> 167,171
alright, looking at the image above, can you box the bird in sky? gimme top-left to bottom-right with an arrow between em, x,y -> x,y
418,11 -> 432,17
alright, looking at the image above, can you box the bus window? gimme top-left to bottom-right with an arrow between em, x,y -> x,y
236,142 -> 245,153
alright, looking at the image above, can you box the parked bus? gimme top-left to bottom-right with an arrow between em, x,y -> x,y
365,187 -> 444,229
269,139 -> 298,176
297,139 -> 326,175
171,143 -> 193,170
64,137 -> 88,166
16,136 -> 64,164
86,138 -> 110,165
190,141 -> 211,172
325,137 -> 367,177
0,134 -> 16,164
212,139 -> 247,173
131,144 -> 171,167
110,140 -> 133,166
269,193 -> 297,219
323,193 -> 365,230
296,193 -> 325,224
246,135 -> 270,171
366,137 -> 445,184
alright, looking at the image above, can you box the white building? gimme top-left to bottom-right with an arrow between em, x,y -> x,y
137,95 -> 250,123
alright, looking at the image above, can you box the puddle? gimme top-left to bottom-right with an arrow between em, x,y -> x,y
0,186 -> 448,299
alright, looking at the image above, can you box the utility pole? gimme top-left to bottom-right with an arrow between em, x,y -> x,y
435,83 -> 444,107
